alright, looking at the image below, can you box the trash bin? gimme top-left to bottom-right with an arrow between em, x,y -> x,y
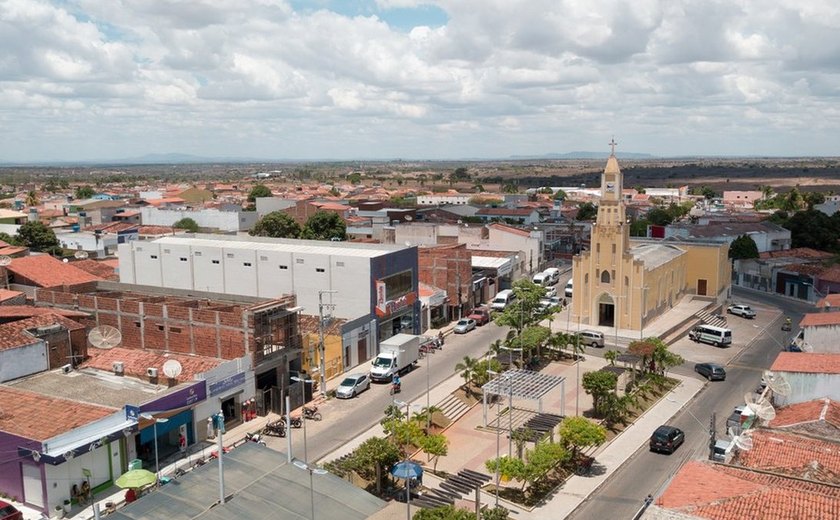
129,459 -> 142,471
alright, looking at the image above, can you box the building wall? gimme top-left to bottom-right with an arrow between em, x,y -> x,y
486,227 -> 543,274
681,242 -> 731,299
140,207 -> 257,232
773,372 -> 840,406
0,432 -> 40,507
801,326 -> 840,353
0,341 -> 48,382
254,197 -> 296,216
416,195 -> 471,206
43,443 -> 118,513
418,244 -> 473,319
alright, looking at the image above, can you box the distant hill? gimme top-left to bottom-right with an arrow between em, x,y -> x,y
510,151 -> 656,160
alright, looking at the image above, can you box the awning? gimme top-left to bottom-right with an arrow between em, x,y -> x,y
472,256 -> 513,276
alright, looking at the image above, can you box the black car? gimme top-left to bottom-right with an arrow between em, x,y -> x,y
694,362 -> 726,381
650,425 -> 685,454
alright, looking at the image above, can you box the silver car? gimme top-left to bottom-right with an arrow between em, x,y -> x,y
453,318 -> 477,334
335,373 -> 370,399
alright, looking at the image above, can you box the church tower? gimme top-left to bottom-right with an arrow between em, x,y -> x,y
593,138 -> 629,251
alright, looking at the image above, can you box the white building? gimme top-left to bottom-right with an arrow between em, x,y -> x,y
140,207 -> 258,232
769,352 -> 840,407
796,311 -> 840,353
416,194 -> 471,206
118,234 -> 420,344
55,230 -> 118,257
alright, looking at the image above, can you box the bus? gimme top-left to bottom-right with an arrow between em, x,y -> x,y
688,324 -> 732,347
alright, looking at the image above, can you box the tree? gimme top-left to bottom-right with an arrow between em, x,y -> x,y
247,184 -> 272,202
493,279 -> 545,333
553,189 -> 567,200
450,167 -> 470,183
629,218 -> 650,237
576,202 -> 597,221
628,339 -> 658,373
250,211 -> 302,238
24,191 -> 39,207
15,221 -> 59,253
780,187 -> 804,212
501,183 -> 519,194
413,505 -> 477,520
485,456 -> 527,487
0,232 -> 20,246
301,211 -> 347,241
455,356 -> 478,391
559,416 -> 607,459
74,185 -> 96,199
581,370 -> 617,414
517,325 -> 551,358
784,209 -> 840,251
471,358 -> 502,388
804,191 -> 826,210
729,234 -> 759,259
347,172 -> 362,185
646,207 -> 674,226
419,433 -> 448,472
173,217 -> 199,233
522,441 -> 569,489
352,436 -> 401,494
604,349 -> 619,366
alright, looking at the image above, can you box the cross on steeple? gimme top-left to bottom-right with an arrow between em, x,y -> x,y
609,136 -> 618,156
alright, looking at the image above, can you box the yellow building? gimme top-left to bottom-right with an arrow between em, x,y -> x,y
572,143 -> 730,330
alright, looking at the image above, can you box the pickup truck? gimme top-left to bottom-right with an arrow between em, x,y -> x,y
468,307 -> 491,326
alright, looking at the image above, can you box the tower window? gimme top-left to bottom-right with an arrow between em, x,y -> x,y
601,271 -> 611,284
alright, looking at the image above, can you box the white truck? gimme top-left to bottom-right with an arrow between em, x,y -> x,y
370,333 -> 421,382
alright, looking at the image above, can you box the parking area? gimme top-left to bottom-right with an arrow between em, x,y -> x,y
669,300 -> 783,366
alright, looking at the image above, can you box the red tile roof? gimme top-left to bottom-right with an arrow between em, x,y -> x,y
81,347 -> 222,383
816,295 -> 840,309
73,259 -> 118,281
487,222 -> 532,237
7,255 -> 101,288
477,208 -> 535,216
800,311 -> 840,327
818,265 -> 840,284
731,429 -> 840,484
0,386 -> 117,441
0,305 -> 90,319
658,460 -> 840,519
0,313 -> 86,351
759,248 -> 833,260
772,398 -> 840,429
0,288 -> 23,302
771,352 -> 840,374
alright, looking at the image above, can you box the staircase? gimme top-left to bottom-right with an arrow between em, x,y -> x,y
413,469 -> 493,509
695,309 -> 727,328
436,394 -> 472,423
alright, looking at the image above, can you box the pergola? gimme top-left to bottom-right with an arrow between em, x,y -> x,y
481,369 -> 566,427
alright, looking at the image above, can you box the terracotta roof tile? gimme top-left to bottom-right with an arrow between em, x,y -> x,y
81,347 -> 222,383
771,352 -> 840,374
759,248 -> 833,260
0,288 -> 23,302
731,429 -> 840,484
73,259 -> 118,281
772,398 -> 840,429
487,222 -> 532,237
0,306 -> 90,319
477,208 -> 535,216
7,255 -> 101,287
816,295 -> 840,308
0,313 -> 85,351
0,386 -> 117,441
800,311 -> 840,327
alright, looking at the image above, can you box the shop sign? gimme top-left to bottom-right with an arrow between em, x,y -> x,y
375,291 -> 417,317
139,381 -> 206,412
208,372 -> 246,397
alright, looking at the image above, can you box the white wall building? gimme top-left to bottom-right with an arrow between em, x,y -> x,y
0,340 -> 47,383
416,194 -> 471,206
797,312 -> 840,353
55,230 -> 118,257
770,352 -> 840,406
140,207 -> 258,232
254,197 -> 296,216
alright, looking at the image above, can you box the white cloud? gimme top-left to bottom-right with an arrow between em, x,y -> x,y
1,0 -> 839,161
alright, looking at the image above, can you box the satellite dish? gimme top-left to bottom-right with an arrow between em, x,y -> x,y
799,342 -> 814,353
74,251 -> 89,260
62,258 -> 69,263
0,256 -> 11,266
404,215 -> 412,221
733,431 -> 753,451
162,359 -> 183,379
64,450 -> 75,460
31,451 -> 41,462
764,371 -> 792,397
88,325 -> 122,349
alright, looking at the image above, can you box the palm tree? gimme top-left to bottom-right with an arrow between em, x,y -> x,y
24,191 -> 39,207
604,349 -> 618,366
547,332 -> 567,360
455,356 -> 478,392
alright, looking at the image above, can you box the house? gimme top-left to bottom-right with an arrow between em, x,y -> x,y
418,243 -> 473,321
4,255 -> 101,288
139,206 -> 258,232
770,397 -> 840,437
475,207 -> 540,225
723,190 -> 763,208
665,221 -> 791,253
732,247 -> 834,299
796,312 -> 840,353
0,313 -> 86,382
769,352 -> 840,406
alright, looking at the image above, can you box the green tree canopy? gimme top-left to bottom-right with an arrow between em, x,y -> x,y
0,232 -> 20,246
419,433 -> 448,472
630,218 -> 650,237
413,505 -> 480,520
493,279 -> 546,333
646,207 -> 674,226
250,211 -> 302,238
16,221 -> 60,253
24,191 -> 39,207
74,185 -> 96,199
553,189 -> 567,200
804,191 -> 826,210
247,184 -> 272,202
347,172 -> 362,185
351,436 -> 401,495
783,209 -> 839,251
581,370 -> 617,414
450,167 -> 471,182
173,217 -> 199,232
501,183 -> 519,194
729,234 -> 759,259
301,211 -> 347,241
576,202 -> 597,221
559,416 -> 607,457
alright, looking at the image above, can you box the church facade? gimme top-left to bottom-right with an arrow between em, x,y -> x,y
571,147 -> 730,331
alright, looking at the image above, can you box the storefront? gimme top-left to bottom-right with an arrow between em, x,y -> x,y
374,269 -> 420,343
194,356 -> 256,437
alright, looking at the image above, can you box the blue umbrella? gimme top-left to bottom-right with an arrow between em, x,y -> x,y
391,461 -> 423,480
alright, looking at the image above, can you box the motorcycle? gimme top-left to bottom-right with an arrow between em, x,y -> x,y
245,432 -> 266,446
262,420 -> 287,437
390,382 -> 401,395
302,406 -> 322,421
282,415 -> 302,429
781,317 -> 792,331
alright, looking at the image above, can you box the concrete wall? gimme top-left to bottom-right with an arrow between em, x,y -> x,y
416,195 -> 471,206
255,197 -> 296,216
43,443 -> 118,513
0,341 -> 48,383
801,326 -> 840,353
55,232 -> 118,256
682,242 -> 731,299
773,372 -> 840,406
140,207 -> 257,232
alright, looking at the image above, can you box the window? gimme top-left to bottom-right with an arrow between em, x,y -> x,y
157,325 -> 164,331
170,327 -> 182,333
382,270 -> 413,300
316,268 -> 325,273
163,249 -> 170,254
134,321 -> 140,327
212,259 -> 220,265
296,258 -> 304,264
150,255 -> 158,259
336,261 -> 345,267
195,251 -> 202,256
180,257 -> 187,262
260,255 -> 268,261
279,265 -> 288,270
601,271 -> 611,284
243,262 -> 252,267
227,253 -> 234,258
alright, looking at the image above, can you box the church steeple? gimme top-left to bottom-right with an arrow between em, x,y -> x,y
594,137 -> 629,250
601,137 -> 622,204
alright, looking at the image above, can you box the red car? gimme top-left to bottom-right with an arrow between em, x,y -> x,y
0,500 -> 22,520
468,307 -> 491,326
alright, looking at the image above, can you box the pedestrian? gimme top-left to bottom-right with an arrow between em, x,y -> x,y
179,432 -> 186,455
206,417 -> 215,439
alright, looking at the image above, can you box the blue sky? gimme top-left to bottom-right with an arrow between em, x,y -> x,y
1,0 -> 839,163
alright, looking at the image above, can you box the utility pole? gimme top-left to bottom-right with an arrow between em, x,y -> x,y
318,290 -> 337,398
708,412 -> 716,461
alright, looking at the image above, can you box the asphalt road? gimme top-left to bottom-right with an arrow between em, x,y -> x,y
272,320 -> 513,463
568,289 -> 814,519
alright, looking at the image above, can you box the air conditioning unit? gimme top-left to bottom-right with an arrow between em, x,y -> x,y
112,361 -> 124,374
61,364 -> 72,374
147,367 -> 159,378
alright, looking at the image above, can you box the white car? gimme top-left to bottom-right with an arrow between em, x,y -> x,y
544,286 -> 558,298
727,304 -> 755,319
453,318 -> 477,334
335,373 -> 370,399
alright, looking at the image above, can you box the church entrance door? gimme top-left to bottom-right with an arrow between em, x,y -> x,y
597,293 -> 615,326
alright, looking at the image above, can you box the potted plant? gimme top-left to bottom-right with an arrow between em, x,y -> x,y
54,504 -> 65,519
63,498 -> 71,513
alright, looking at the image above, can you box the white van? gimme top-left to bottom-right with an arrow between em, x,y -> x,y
688,325 -> 732,347
491,289 -> 516,311
564,280 -> 573,298
532,273 -> 549,286
543,268 -> 561,285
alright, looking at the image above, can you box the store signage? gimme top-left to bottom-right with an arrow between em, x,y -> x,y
375,291 -> 417,317
208,372 -> 246,397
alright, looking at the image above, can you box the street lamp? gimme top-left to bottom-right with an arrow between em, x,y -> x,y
488,370 -> 514,458
139,413 -> 169,485
803,282 -> 830,307
292,458 -> 328,520
291,375 -> 315,461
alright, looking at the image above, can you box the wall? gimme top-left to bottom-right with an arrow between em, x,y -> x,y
416,195 -> 470,206
681,242 -> 731,299
801,326 -> 840,353
255,197 -> 296,216
0,431 -> 40,505
486,226 -> 543,274
140,207 -> 258,232
418,244 -> 473,319
393,224 -> 439,246
43,443 -> 118,512
0,341 -> 48,382
194,357 -> 255,439
54,232 -> 118,256
773,372 -> 840,406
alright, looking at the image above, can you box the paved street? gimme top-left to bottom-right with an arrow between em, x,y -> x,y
567,289 -> 814,519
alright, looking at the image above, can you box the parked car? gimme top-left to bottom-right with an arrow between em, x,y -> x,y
564,280 -> 573,298
468,307 -> 491,326
335,373 -> 370,399
727,304 -> 756,319
453,318 -> 477,334
649,425 -> 685,454
544,286 -> 558,298
0,501 -> 22,520
579,330 -> 605,348
491,289 -> 516,311
694,362 -> 726,381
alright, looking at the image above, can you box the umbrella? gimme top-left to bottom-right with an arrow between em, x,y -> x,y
390,461 -> 423,480
115,469 -> 157,489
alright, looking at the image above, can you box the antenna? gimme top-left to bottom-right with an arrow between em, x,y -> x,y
732,430 -> 753,451
88,325 -> 122,349
743,392 -> 776,421
162,359 -> 183,379
763,371 -> 792,397
74,251 -> 89,260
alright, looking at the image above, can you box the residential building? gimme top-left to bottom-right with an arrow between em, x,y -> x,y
733,247 -> 834,299
416,193 -> 471,206
418,243 -> 473,321
769,352 -> 840,406
795,311 -> 840,353
664,220 -> 791,252
139,206 -> 258,232
4,255 -> 101,289
0,313 -> 86,382
723,190 -> 763,208
475,207 -> 540,225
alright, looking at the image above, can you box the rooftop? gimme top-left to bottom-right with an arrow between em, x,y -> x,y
630,243 -> 686,270
771,352 -> 840,374
816,294 -> 840,309
476,207 -> 536,216
6,254 -> 101,287
731,429 -> 840,485
151,234 -> 411,258
488,222 -> 533,237
771,398 -> 840,433
81,347 -> 222,384
0,313 -> 84,351
759,247 -> 833,260
0,305 -> 90,319
800,311 -> 840,327
0,385 -> 116,441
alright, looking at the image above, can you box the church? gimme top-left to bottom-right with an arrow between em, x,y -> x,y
571,142 -> 730,331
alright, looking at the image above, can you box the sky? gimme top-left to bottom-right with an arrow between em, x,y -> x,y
1,0 -> 840,163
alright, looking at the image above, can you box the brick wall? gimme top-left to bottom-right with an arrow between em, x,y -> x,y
419,244 -> 473,319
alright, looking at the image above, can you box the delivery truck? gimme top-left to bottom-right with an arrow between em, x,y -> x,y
370,334 -> 421,382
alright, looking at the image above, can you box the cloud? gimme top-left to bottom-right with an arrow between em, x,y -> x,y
1,0 -> 839,161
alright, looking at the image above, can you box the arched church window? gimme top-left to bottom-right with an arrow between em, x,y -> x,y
585,273 -> 589,285
597,243 -> 601,253
601,271 -> 611,284
625,276 -> 629,286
